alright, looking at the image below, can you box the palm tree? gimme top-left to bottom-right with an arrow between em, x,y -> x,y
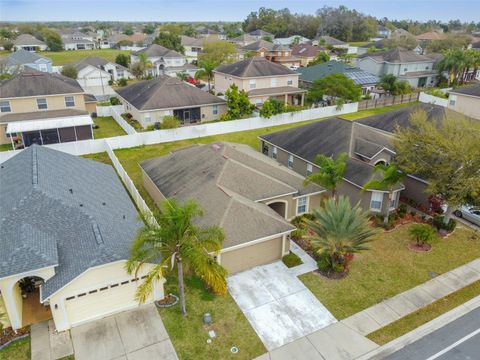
195,60 -> 215,92
363,163 -> 406,224
437,49 -> 466,86
304,152 -> 348,200
379,74 -> 398,95
126,199 -> 227,316
176,71 -> 189,81
409,224 -> 436,247
305,196 -> 377,274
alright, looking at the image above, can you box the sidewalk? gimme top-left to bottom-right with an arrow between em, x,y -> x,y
31,320 -> 73,360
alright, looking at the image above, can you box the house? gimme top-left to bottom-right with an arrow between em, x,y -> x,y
100,34 -> 129,49
229,33 -> 258,47
196,28 -> 227,40
313,35 -> 348,49
13,34 -> 48,52
273,36 -> 310,46
130,44 -> 197,78
291,43 -> 325,67
377,25 -> 392,39
213,57 -> 306,107
259,104 -> 448,214
75,57 -> 132,86
356,48 -> 437,88
180,35 -> 205,62
0,145 -> 165,332
63,37 -> 96,50
415,31 -> 447,42
239,40 -> 301,68
0,49 -> 53,74
140,142 -> 325,274
447,84 -> 480,120
249,29 -> 274,40
0,71 -> 93,148
115,75 -> 226,127
297,61 -> 379,95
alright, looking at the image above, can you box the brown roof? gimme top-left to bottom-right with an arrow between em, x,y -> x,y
248,86 -> 305,97
129,33 -> 146,42
0,109 -> 89,123
415,31 -> 447,41
215,57 -> 297,78
291,44 -> 321,58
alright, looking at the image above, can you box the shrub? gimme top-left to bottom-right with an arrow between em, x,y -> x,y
425,88 -> 448,99
317,252 -> 331,272
409,224 -> 436,245
60,64 -> 78,79
398,204 -> 408,218
108,79 -> 114,86
118,78 -> 128,87
290,229 -> 305,240
109,97 -> 121,105
3,42 -> 13,51
428,195 -> 444,214
161,115 -> 181,129
282,252 -> 303,268
410,210 -> 416,217
432,215 -> 457,232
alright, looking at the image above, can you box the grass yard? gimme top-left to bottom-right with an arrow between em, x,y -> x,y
0,336 -> 30,360
159,275 -> 265,360
38,49 -> 130,65
367,280 -> 480,345
340,102 -> 416,121
93,116 -> 127,138
0,143 -> 14,152
349,41 -> 371,46
300,224 -> 480,320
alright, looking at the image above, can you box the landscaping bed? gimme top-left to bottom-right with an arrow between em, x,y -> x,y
0,327 -> 29,347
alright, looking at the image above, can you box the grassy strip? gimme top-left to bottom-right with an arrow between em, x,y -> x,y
93,116 -> 127,139
0,336 -> 30,360
367,280 -> 480,345
340,102 -> 416,120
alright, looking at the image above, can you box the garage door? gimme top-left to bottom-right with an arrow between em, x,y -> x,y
220,237 -> 283,274
65,277 -> 148,327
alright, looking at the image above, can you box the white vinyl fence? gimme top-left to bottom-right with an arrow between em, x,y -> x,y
419,92 -> 448,107
96,105 -> 137,135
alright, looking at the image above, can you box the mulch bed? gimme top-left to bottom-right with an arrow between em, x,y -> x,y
0,327 -> 30,347
408,242 -> 432,252
313,268 -> 349,280
155,294 -> 179,309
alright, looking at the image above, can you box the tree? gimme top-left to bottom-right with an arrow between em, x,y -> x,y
195,60 -> 215,91
305,196 -> 377,275
126,200 -> 227,316
426,34 -> 472,53
379,74 -> 412,95
43,29 -> 63,51
222,84 -> 255,120
383,34 -> 418,50
393,109 -> 480,224
117,40 -> 134,47
123,26 -> 134,36
176,71 -> 189,81
143,24 -> 155,35
199,40 -> 237,67
307,73 -> 362,105
363,163 -> 406,224
154,32 -> 184,53
304,153 -> 348,200
115,53 -> 130,68
308,52 -> 330,66
409,224 -> 436,247
60,64 -> 78,79
437,49 -> 467,86
259,98 -> 286,118
130,62 -> 145,79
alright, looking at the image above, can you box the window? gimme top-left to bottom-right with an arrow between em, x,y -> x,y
390,194 -> 397,209
449,99 -> 456,106
288,154 -> 293,169
249,79 -> 256,89
213,105 -> 218,115
306,163 -> 313,176
404,68 -> 408,72
272,146 -> 277,159
36,98 -> 48,110
287,78 -> 293,85
0,101 -> 11,113
144,113 -> 152,123
297,196 -> 308,215
271,78 -> 277,87
370,192 -> 383,211
39,63 -> 48,72
255,98 -> 263,106
65,96 -> 75,107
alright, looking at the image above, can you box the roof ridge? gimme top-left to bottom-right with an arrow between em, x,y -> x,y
32,146 -> 38,186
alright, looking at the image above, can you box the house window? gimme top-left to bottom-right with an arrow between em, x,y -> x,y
297,196 -> 308,215
255,98 -> 263,106
287,78 -> 293,85
249,79 -> 256,89
144,113 -> 152,123
271,78 -> 277,87
37,98 -> 48,110
117,70 -> 124,78
0,101 -> 11,113
449,99 -> 456,106
370,192 -> 383,211
272,146 -> 277,159
288,154 -> 293,169
39,63 -> 48,72
65,96 -> 75,107
213,105 -> 218,115
404,68 -> 408,72
306,163 -> 313,176
390,193 -> 398,209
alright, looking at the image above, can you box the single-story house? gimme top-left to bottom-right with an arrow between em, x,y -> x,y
115,75 -> 226,127
0,49 -> 53,74
273,36 -> 310,46
63,37 -> 96,50
140,142 -> 325,274
447,84 -> 480,120
100,34 -> 130,49
13,34 -> 48,52
0,146 -> 165,332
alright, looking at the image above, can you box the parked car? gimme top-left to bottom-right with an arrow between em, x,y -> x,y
454,206 -> 480,226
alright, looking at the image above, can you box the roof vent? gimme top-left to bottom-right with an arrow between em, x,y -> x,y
69,188 -> 73,194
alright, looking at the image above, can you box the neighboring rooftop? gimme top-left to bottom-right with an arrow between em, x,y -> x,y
315,35 -> 347,46
0,109 -> 89,123
358,48 -> 433,63
74,56 -> 126,71
229,33 -> 258,44
291,43 -> 322,58
0,49 -> 51,66
449,84 -> 480,98
297,61 -> 378,86
180,35 -> 204,47
14,34 -> 46,46
415,31 -> 447,41
249,29 -> 274,37
215,57 -> 297,78
132,44 -> 184,58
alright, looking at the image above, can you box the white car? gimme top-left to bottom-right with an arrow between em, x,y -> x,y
454,206 -> 480,226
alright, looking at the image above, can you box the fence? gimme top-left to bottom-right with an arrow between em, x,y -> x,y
96,105 -> 137,135
418,92 -> 448,107
358,93 -> 420,110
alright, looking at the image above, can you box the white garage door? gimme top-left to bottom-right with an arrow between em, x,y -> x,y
65,277 -> 148,327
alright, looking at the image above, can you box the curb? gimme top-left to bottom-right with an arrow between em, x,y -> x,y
355,295 -> 480,359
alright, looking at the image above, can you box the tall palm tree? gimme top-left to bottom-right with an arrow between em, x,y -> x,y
437,49 -> 466,86
363,163 -> 406,224
304,152 -> 348,200
305,196 -> 377,274
126,199 -> 227,316
195,60 -> 215,92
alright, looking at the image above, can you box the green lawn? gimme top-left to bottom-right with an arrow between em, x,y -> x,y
93,116 -> 127,139
0,143 -> 14,152
349,41 -> 371,46
367,280 -> 480,345
300,224 -> 480,320
0,336 -> 30,360
340,102 -> 416,121
38,49 -> 130,65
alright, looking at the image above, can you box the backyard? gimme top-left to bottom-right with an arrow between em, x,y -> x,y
93,116 -> 127,138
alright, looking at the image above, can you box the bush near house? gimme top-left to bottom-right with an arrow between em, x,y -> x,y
282,252 -> 303,268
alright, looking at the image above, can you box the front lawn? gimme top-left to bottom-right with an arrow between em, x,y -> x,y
160,275 -> 265,360
38,49 -> 130,65
300,224 -> 480,320
340,102 -> 416,121
0,337 -> 30,360
93,116 -> 127,139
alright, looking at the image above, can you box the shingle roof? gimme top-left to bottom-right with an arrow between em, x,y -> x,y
74,56 -> 127,72
140,142 -> 323,248
2,49 -> 51,66
215,57 -> 297,78
241,39 -> 275,51
132,44 -> 183,58
0,71 -> 84,98
249,29 -> 274,37
180,35 -> 204,47
315,35 -> 346,46
357,48 -> 433,63
248,86 -> 305,96
0,109 -> 88,123
297,61 -> 378,86
14,34 -> 46,46
0,146 -> 141,300
449,84 -> 480,98
291,44 -> 321,58
115,75 -> 225,111
63,37 -> 96,44
415,31 -> 447,41
229,34 -> 257,43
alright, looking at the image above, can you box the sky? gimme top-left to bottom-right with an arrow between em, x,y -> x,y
1,0 -> 479,22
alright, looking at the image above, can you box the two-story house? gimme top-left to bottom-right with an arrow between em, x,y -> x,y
356,48 -> 437,88
180,35 -> 205,62
0,49 -> 53,74
0,71 -> 94,149
213,57 -> 306,107
74,57 -> 132,86
239,40 -> 301,68
130,44 -> 197,78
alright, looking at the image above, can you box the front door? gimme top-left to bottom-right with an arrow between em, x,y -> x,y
418,77 -> 427,87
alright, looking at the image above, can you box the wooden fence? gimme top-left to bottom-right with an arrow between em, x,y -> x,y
358,93 -> 420,110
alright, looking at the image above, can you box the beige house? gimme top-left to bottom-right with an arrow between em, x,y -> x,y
214,57 -> 305,107
0,146 -> 164,332
239,40 -> 301,68
140,142 -> 325,274
0,71 -> 94,149
447,85 -> 480,120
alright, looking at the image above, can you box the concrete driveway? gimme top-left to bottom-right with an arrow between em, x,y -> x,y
228,261 -> 336,351
70,304 -> 178,360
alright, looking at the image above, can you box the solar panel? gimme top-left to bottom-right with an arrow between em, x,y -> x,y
347,70 -> 378,85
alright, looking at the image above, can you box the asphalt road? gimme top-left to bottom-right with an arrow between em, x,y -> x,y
385,307 -> 480,360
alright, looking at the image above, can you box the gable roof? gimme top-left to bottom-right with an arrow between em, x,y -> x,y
297,60 -> 378,86
180,35 -> 204,47
241,39 -> 276,51
449,84 -> 480,98
0,146 -> 141,300
415,31 -> 447,41
315,35 -> 346,46
74,56 -> 126,72
115,75 -> 225,111
291,43 -> 321,58
215,57 -> 297,78
63,37 -> 96,45
0,71 -> 84,98
3,49 -> 51,66
229,34 -> 258,43
249,29 -> 274,37
132,44 -> 184,58
14,34 -> 46,46
357,48 -> 433,63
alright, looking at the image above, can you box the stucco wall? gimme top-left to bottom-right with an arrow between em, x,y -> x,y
214,72 -> 299,94
1,94 -> 87,114
448,94 -> 480,120
402,176 -> 430,207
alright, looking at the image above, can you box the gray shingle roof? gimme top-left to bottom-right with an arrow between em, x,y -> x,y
0,146 -> 141,300
215,57 -> 297,78
14,34 -> 46,46
357,48 -> 433,63
180,35 -> 204,47
132,44 -> 183,58
115,75 -> 225,111
449,84 -> 480,98
0,71 -> 84,98
140,142 -> 322,248
74,56 -> 127,72
0,109 -> 89,123
315,36 -> 346,46
248,86 -> 305,96
3,49 -> 51,66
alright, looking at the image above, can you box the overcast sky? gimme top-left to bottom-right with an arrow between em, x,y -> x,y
1,0 -> 479,22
